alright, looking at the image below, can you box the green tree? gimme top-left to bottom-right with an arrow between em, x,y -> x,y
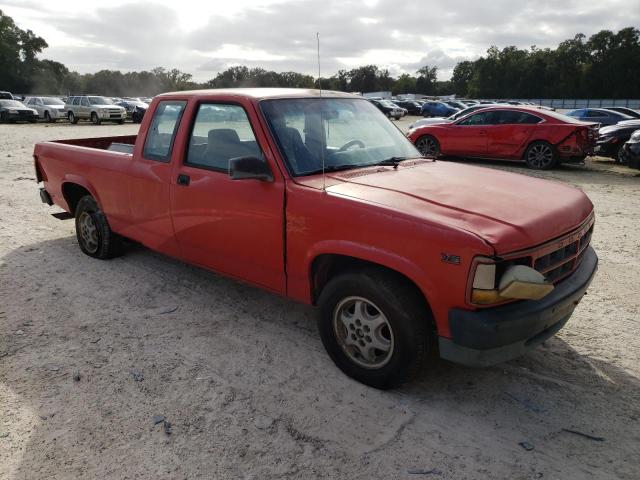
415,66 -> 438,95
0,9 -> 48,92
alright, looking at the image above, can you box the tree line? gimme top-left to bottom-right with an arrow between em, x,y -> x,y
2,9 -> 639,99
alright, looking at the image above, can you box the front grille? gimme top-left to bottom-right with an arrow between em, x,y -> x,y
531,221 -> 594,283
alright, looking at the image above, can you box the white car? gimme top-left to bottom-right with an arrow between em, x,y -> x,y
25,96 -> 67,122
65,96 -> 127,125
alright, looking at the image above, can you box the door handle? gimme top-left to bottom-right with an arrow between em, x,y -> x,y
177,173 -> 190,186
479,130 -> 487,135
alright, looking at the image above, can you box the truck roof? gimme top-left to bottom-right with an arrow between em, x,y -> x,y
156,88 -> 359,100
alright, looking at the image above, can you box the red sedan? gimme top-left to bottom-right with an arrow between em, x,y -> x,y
408,106 -> 598,169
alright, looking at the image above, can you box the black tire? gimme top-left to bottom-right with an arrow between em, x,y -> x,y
317,269 -> 432,389
117,119 -> 125,125
90,112 -> 101,125
415,135 -> 440,158
68,111 -> 78,124
616,145 -> 627,164
44,111 -> 54,123
74,195 -> 123,259
0,112 -> 7,123
524,141 -> 557,169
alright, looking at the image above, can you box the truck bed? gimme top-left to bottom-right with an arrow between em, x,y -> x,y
52,134 -> 137,151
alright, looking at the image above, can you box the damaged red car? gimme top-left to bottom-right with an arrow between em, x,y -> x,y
408,106 -> 598,169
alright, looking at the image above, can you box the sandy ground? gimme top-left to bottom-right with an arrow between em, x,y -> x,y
1,118 -> 639,480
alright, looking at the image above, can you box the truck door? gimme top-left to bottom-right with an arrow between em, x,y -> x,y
169,101 -> 286,294
123,100 -> 187,258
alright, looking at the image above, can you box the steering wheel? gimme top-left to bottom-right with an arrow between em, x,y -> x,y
338,139 -> 365,152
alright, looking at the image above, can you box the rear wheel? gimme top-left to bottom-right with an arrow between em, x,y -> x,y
75,196 -> 123,259
91,112 -> 101,125
415,135 -> 440,158
524,141 -> 557,169
317,269 -> 432,389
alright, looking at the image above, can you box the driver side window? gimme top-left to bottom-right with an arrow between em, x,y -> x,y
458,112 -> 490,126
186,103 -> 262,172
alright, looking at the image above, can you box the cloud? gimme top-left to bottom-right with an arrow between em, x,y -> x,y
2,0 -> 638,81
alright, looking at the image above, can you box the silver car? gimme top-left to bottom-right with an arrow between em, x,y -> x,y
25,96 -> 67,122
66,95 -> 126,125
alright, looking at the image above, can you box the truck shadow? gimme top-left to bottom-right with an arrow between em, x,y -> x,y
1,236 -> 639,478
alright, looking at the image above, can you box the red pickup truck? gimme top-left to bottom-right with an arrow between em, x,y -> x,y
34,89 -> 598,389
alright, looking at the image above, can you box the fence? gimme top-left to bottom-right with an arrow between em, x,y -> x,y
492,99 -> 640,109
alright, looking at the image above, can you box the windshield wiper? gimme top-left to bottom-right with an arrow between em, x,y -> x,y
302,164 -> 362,176
371,156 -> 416,169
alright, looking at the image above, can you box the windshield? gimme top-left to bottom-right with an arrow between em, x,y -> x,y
0,100 -> 25,107
88,96 -> 113,105
261,98 -> 420,177
43,97 -> 64,106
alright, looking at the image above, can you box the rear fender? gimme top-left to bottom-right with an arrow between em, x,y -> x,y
60,174 -> 103,213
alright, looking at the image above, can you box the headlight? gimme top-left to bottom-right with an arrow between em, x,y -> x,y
630,131 -> 640,142
470,257 -> 553,305
8,109 -> 18,113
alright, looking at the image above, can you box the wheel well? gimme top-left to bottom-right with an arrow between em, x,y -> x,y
310,254 -> 433,317
62,183 -> 91,214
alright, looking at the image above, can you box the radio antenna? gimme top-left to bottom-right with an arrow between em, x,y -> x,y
317,32 -> 322,97
317,32 -> 326,192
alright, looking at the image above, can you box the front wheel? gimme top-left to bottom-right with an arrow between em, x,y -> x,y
415,135 -> 440,158
524,141 -> 557,169
75,196 -> 123,259
91,112 -> 101,125
317,269 -> 432,389
68,111 -> 78,124
616,145 -> 628,164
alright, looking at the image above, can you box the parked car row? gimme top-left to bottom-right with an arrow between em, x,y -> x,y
0,90 -> 151,124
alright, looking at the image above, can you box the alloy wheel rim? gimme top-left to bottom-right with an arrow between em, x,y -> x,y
528,144 -> 553,168
332,296 -> 394,369
417,137 -> 437,157
79,212 -> 99,253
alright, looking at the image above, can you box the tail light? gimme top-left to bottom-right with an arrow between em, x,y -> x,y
33,154 -> 46,182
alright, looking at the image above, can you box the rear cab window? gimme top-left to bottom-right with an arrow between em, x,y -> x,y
143,100 -> 187,162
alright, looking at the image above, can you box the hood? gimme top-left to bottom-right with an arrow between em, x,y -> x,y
94,104 -> 123,109
616,119 -> 640,128
600,122 -> 640,135
299,161 -> 593,254
410,117 -> 451,129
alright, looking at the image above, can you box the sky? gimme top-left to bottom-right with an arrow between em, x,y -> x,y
1,0 -> 638,81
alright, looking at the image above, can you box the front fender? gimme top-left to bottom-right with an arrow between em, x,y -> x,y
301,239 -> 437,308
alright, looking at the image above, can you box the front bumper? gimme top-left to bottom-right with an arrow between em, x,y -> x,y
439,246 -> 598,367
624,142 -> 640,169
595,139 -> 620,156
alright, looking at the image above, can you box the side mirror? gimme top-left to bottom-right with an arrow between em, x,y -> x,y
229,156 -> 273,181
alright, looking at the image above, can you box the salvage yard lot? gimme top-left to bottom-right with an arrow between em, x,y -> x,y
1,120 -> 639,479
